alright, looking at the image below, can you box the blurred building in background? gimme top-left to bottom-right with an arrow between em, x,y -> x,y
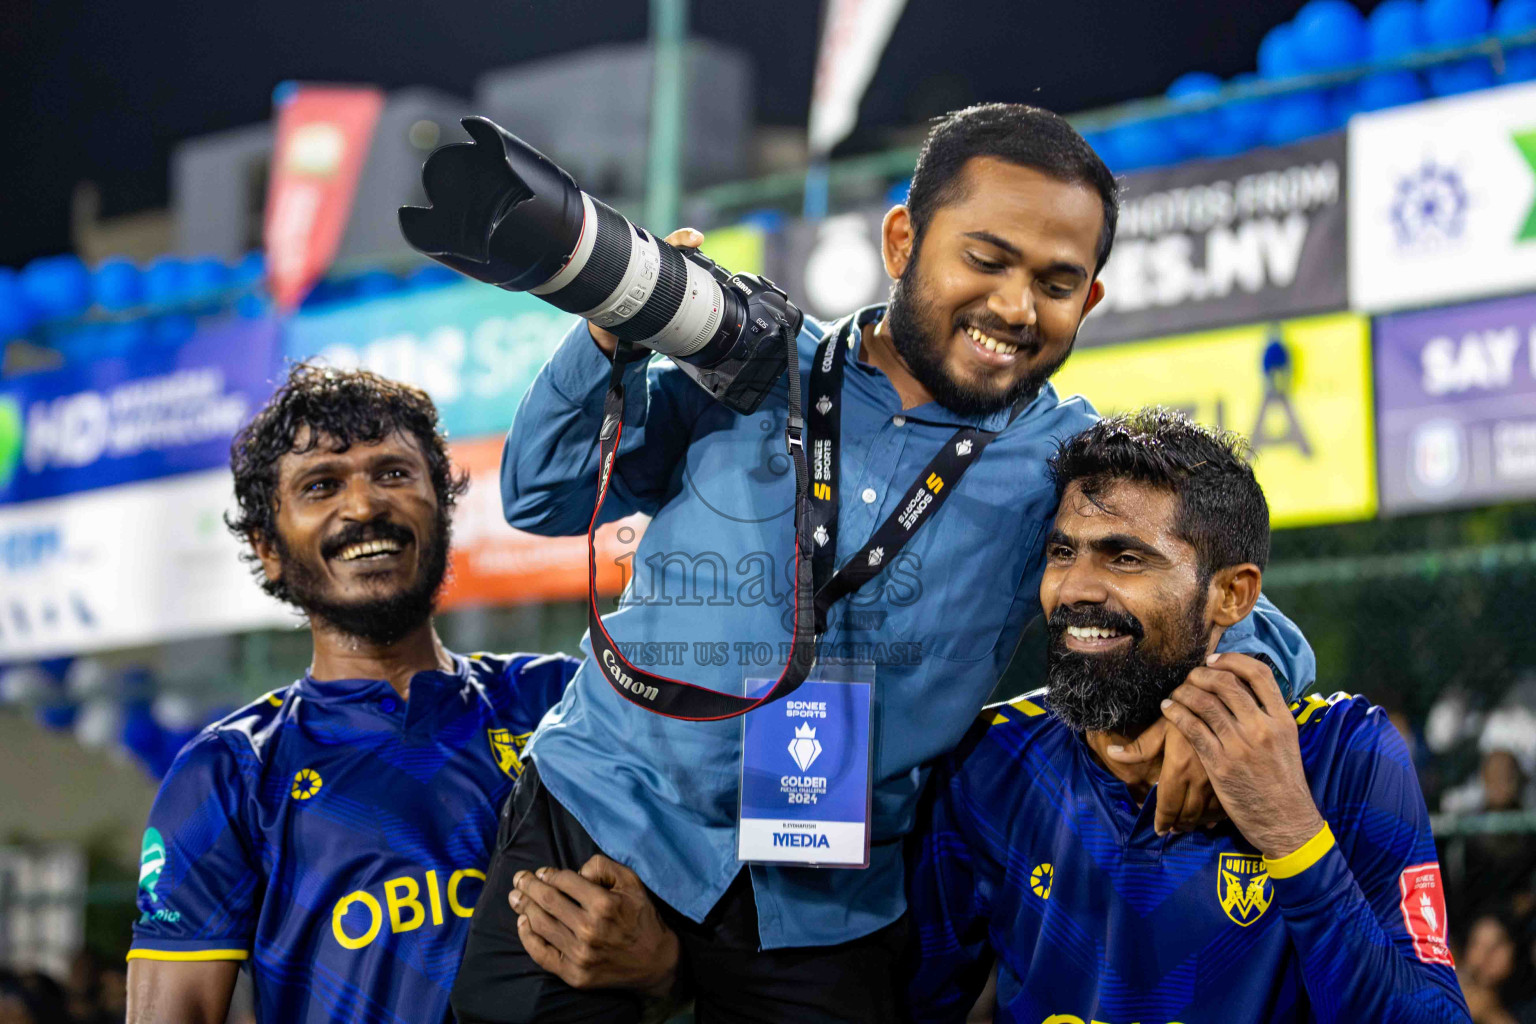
6,0 -> 1536,1019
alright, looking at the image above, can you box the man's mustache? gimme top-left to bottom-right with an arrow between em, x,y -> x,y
320,519 -> 416,560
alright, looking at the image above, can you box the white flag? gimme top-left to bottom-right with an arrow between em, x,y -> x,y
807,0 -> 909,156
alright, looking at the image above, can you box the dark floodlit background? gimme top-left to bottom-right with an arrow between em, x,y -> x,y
4,0 -> 1536,1020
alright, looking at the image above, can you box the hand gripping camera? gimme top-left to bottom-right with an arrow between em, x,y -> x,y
399,117 -> 801,414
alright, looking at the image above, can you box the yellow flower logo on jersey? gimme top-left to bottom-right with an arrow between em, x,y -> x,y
488,729 -> 532,779
1030,863 -> 1054,899
292,768 -> 324,800
1218,852 -> 1272,926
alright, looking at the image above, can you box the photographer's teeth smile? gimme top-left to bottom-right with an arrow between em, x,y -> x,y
335,540 -> 405,562
963,324 -> 1019,364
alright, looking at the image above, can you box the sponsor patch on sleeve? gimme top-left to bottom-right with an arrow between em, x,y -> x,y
1398,862 -> 1454,965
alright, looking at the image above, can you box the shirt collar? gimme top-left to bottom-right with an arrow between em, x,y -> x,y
294,651 -> 470,705
833,304 -> 1039,433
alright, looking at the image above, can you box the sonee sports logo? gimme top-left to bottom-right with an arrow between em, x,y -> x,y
1399,862 -> 1454,965
787,723 -> 822,772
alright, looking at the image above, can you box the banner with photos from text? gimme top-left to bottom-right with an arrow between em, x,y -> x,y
1082,132 -> 1348,347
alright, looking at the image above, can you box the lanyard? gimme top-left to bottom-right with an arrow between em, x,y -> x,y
805,314 -> 1014,633
586,311 -> 1018,720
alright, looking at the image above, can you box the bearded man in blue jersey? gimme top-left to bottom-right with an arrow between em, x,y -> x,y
905,409 -> 1471,1023
122,365 -> 661,1024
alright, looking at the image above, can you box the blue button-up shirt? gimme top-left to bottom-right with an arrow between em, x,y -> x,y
502,306 -> 1316,949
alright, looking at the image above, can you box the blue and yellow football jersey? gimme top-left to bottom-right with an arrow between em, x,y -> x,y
907,690 -> 1471,1024
129,651 -> 578,1024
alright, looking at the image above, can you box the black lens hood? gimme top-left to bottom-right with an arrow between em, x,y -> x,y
399,116 -> 586,292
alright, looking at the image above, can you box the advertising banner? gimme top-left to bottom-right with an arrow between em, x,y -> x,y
1376,291 -> 1536,513
767,134 -> 1346,340
771,208 -> 890,324
807,0 -> 910,155
0,318 -> 282,506
286,282 -> 574,442
440,437 -> 643,608
1350,81 -> 1536,313
265,84 -> 385,311
1051,313 -> 1376,528
0,469 -> 292,661
1084,133 -> 1347,346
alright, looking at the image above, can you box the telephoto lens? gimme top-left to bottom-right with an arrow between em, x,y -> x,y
399,117 -> 799,413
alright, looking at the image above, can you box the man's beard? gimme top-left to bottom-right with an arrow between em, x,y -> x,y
883,244 -> 1074,417
274,512 -> 451,646
1044,594 -> 1211,736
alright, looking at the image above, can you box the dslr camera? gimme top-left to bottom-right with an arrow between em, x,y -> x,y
399,117 -> 801,414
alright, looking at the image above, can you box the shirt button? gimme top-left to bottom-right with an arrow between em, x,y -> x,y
892,415 -> 906,427
380,696 -> 398,713
861,488 -> 877,504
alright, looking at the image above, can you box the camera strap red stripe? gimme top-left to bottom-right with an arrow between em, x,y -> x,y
585,326 -> 819,721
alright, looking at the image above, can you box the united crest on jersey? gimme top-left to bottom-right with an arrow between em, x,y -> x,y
1217,852 -> 1272,926
488,729 -> 532,778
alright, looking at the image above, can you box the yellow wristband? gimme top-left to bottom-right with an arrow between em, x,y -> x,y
126,948 -> 250,963
1262,823 -> 1336,880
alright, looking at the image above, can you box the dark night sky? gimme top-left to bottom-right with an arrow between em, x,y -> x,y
1,0 -> 1332,267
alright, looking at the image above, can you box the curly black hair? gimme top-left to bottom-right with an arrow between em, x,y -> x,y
227,362 -> 469,600
1049,407 -> 1270,576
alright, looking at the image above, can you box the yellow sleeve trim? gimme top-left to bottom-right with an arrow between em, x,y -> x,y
127,948 -> 250,963
1263,823 -> 1336,879
1008,697 -> 1046,718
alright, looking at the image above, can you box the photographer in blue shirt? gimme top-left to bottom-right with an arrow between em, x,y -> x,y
452,104 -> 1316,1023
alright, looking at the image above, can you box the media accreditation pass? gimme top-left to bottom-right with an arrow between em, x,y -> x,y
738,662 -> 875,867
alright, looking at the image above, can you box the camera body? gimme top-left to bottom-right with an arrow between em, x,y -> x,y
665,257 -> 800,413
399,117 -> 801,414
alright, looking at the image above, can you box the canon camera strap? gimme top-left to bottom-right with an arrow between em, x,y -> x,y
586,311 -> 1021,721
585,318 -> 819,722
